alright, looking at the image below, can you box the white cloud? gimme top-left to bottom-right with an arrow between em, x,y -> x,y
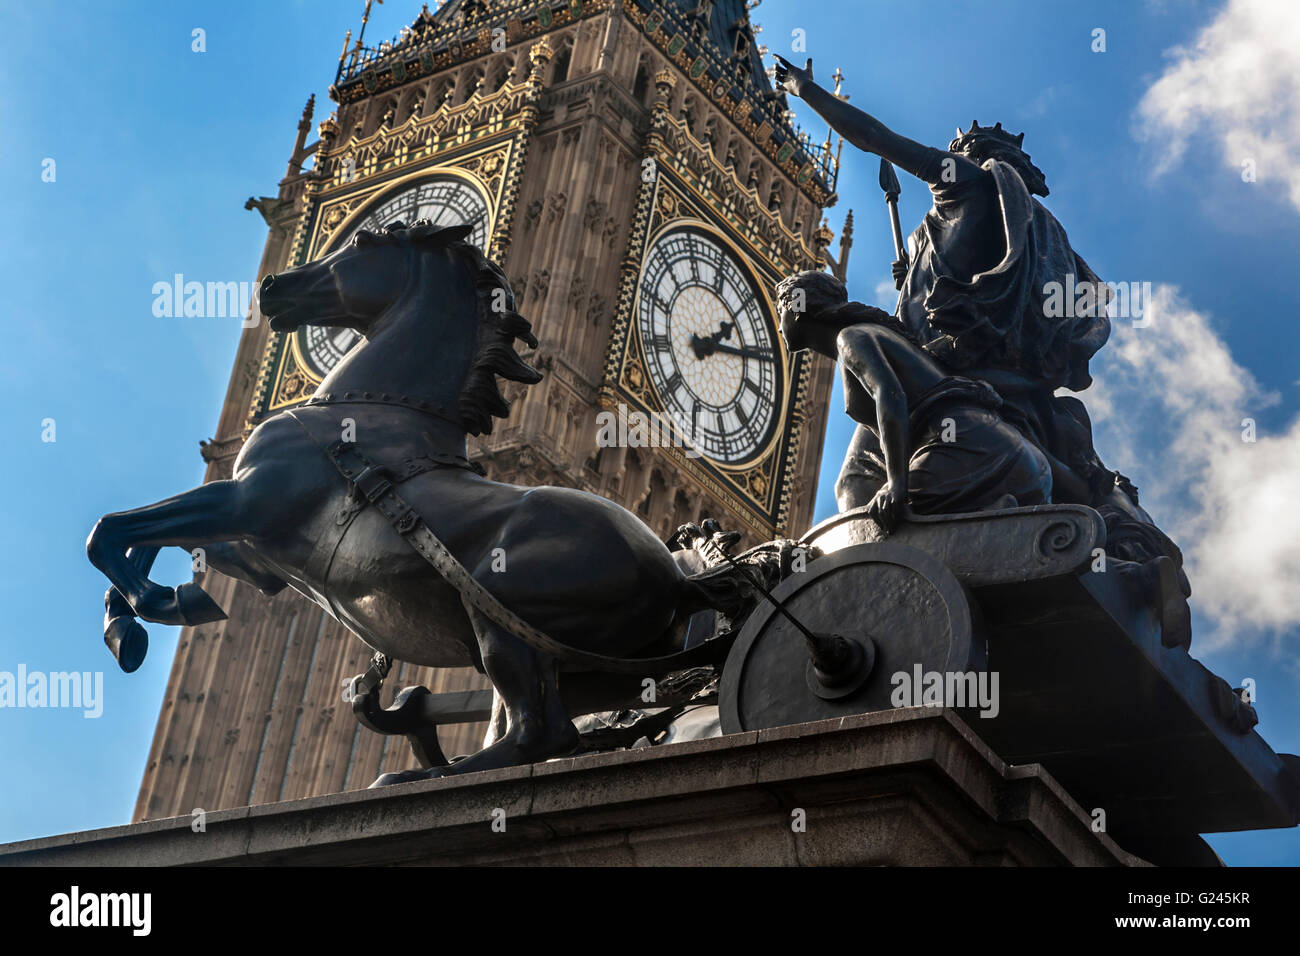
1023,84 -> 1062,119
1136,0 -> 1300,210
874,276 -> 898,310
1086,284 -> 1300,652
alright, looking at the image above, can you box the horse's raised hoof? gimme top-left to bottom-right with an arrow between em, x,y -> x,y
104,584 -> 133,621
368,767 -> 441,788
132,582 -> 227,625
175,582 -> 228,624
105,616 -> 149,672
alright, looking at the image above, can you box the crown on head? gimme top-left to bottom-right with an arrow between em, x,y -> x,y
949,120 -> 1026,153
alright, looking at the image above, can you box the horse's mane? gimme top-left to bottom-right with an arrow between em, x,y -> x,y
377,219 -> 542,435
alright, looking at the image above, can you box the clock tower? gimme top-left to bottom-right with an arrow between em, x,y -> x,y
134,0 -> 844,821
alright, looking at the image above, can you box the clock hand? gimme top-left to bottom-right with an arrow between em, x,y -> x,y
691,336 -> 774,361
690,321 -> 735,359
712,342 -> 774,361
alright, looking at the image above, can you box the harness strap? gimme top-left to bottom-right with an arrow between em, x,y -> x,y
284,409 -> 485,613
301,392 -> 463,429
323,439 -> 725,675
280,410 -> 368,619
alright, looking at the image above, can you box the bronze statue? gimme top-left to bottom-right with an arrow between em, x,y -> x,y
87,220 -> 751,782
81,188 -> 1297,869
775,270 -> 1052,532
774,55 -> 1191,646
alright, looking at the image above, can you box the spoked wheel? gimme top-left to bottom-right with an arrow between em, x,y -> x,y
719,542 -> 980,734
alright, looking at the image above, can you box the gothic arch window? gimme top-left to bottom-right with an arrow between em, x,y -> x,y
667,77 -> 686,116
639,467 -> 668,521
398,88 -> 423,124
503,380 -> 528,415
681,95 -> 699,136
562,399 -> 581,450
369,96 -> 397,135
551,41 -> 572,84
430,78 -> 453,111
672,489 -> 692,526
768,182 -> 784,212
723,134 -> 742,171
487,58 -> 510,92
704,117 -> 720,153
625,446 -> 644,479
455,66 -> 485,105
543,394 -> 558,437
633,63 -> 650,105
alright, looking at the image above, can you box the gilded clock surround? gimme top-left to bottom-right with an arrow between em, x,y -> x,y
259,154 -> 509,415
600,76 -> 824,539
287,166 -> 498,383
247,56 -> 547,431
636,216 -> 787,451
611,181 -> 804,536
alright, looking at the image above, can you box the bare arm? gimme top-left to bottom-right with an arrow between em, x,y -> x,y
774,56 -> 983,188
836,327 -> 911,529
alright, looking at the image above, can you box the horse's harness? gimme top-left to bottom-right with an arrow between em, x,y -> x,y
284,402 -> 723,676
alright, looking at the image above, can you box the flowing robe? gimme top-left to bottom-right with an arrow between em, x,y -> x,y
837,154 -> 1113,511
896,157 -> 1110,395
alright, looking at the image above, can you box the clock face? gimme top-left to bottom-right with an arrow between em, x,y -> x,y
296,174 -> 491,379
637,227 -> 781,464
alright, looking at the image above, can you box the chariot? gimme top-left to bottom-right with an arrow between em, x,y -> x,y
357,501 -> 1300,865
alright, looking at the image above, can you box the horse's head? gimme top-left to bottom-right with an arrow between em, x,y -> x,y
259,219 -> 467,335
259,218 -> 542,436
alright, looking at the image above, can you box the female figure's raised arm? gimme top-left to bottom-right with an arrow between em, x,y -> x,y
773,56 -> 982,187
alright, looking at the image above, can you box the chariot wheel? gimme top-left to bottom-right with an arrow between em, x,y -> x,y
719,542 -> 981,734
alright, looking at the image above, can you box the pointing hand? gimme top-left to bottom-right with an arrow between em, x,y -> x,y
773,55 -> 814,99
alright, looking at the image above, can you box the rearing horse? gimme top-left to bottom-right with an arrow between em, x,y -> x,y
87,219 -> 738,781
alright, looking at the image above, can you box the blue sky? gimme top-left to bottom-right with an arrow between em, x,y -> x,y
1,1 -> 1297,865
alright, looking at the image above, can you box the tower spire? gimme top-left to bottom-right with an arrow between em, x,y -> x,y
284,94 -> 315,177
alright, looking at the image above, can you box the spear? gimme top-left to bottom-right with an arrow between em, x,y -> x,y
879,157 -> 906,267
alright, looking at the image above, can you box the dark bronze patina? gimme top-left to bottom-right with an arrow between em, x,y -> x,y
86,62 -> 1300,864
88,219 -> 755,782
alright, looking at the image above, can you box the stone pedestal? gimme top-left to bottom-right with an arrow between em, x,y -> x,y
0,710 -> 1143,866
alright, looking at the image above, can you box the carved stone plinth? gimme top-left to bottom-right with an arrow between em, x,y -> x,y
0,710 -> 1143,867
